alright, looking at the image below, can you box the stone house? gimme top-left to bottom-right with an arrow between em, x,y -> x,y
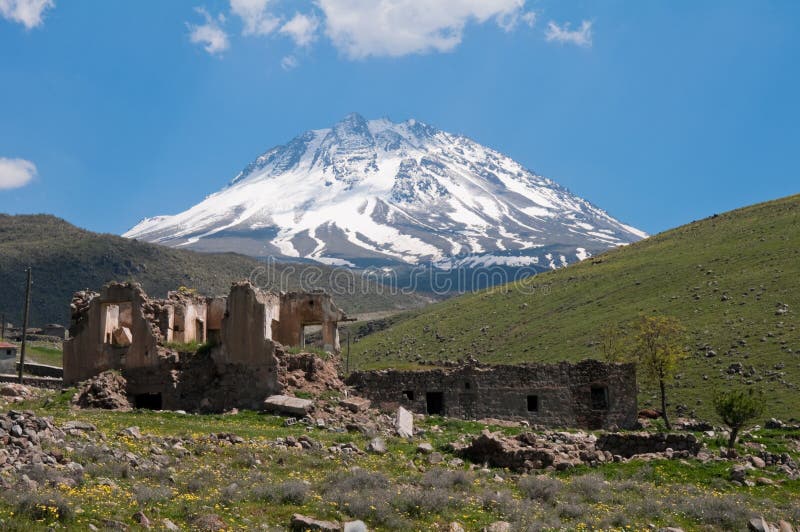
63,281 -> 347,411
346,360 -> 638,430
0,342 -> 17,374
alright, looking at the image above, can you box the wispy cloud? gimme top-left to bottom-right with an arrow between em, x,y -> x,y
280,12 -> 319,48
0,157 -> 37,189
317,0 -> 530,59
281,55 -> 298,70
545,20 -> 592,47
0,0 -> 54,29
230,0 -> 279,36
188,7 -> 230,55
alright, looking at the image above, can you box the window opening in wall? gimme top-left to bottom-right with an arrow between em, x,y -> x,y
527,395 -> 539,412
195,319 -> 204,342
402,390 -> 414,401
464,382 -> 471,390
426,391 -> 444,415
591,386 -> 609,410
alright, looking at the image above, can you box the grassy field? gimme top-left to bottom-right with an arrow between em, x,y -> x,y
349,194 -> 800,420
0,390 -> 798,531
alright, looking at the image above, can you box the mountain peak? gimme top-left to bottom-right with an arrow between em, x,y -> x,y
124,115 -> 646,267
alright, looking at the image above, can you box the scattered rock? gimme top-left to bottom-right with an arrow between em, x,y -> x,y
483,522 -> 511,532
395,406 -> 413,438
749,455 -> 766,469
343,520 -> 368,532
264,395 -> 314,416
748,516 -> 779,532
366,437 -> 386,455
132,511 -> 151,529
417,442 -> 434,454
339,396 -> 370,413
290,513 -> 341,531
730,465 -> 747,483
118,426 -> 142,440
190,514 -> 227,531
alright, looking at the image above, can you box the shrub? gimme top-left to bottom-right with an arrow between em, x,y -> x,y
421,468 -> 473,490
13,492 -> 74,522
679,493 -> 753,529
569,474 -> 609,503
518,475 -> 562,504
134,484 -> 173,505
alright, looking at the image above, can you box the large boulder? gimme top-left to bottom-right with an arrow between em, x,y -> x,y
264,395 -> 314,416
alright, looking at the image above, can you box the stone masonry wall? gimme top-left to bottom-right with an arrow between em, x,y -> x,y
346,360 -> 638,430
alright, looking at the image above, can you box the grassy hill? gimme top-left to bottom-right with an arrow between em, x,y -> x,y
0,214 -> 431,327
349,194 -> 800,420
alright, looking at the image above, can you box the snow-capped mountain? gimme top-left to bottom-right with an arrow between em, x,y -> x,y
124,113 -> 646,268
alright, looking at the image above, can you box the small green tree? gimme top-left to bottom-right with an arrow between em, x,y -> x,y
631,315 -> 686,430
598,323 -> 627,363
713,388 -> 765,449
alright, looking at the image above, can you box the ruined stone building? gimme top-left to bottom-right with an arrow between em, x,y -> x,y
346,360 -> 638,430
63,281 -> 347,411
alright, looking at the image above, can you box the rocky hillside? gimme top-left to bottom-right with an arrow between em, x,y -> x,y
349,194 -> 800,419
0,214 -> 430,327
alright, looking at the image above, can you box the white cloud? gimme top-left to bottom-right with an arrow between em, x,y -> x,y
521,11 -> 536,28
188,7 -> 230,55
0,0 -> 54,29
545,20 -> 592,47
317,0 -> 528,59
230,0 -> 279,36
0,157 -> 36,190
281,55 -> 298,70
280,12 -> 319,47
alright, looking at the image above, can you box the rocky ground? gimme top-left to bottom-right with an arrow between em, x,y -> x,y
0,380 -> 799,530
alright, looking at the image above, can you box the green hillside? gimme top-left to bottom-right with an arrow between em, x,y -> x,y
0,214 -> 430,326
350,194 -> 800,420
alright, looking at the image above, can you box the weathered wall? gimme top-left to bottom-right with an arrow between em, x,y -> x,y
63,284 -> 162,384
346,360 -> 638,430
272,292 -> 346,353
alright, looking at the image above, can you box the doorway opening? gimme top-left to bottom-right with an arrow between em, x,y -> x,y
426,392 -> 444,415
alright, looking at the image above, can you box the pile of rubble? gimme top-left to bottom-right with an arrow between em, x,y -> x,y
454,429 -> 702,472
0,383 -> 38,404
0,410 -> 84,488
72,370 -> 132,411
277,350 -> 345,396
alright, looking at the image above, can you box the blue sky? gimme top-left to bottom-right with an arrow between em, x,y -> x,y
0,0 -> 798,236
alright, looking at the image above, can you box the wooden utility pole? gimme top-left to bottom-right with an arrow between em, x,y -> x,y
346,330 -> 351,375
1,313 -> 5,341
18,268 -> 32,384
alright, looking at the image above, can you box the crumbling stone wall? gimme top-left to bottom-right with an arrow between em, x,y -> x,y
63,281 -> 345,412
272,291 -> 346,353
63,283 -> 164,384
346,360 -> 638,430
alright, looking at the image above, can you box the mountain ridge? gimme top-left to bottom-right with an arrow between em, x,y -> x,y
125,113 -> 646,268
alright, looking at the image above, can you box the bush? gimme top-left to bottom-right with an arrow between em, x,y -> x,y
13,492 -> 74,522
679,493 -> 753,529
518,475 -> 562,504
134,484 -> 173,505
421,468 -> 473,490
569,474 -> 609,503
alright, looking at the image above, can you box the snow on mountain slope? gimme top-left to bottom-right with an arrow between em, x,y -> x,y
124,113 -> 646,268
